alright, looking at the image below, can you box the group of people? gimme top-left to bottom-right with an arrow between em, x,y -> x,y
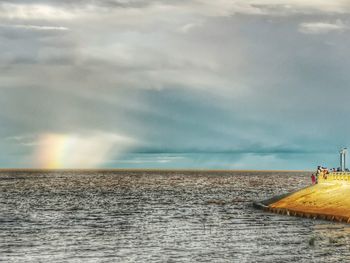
310,165 -> 350,184
311,166 -> 329,185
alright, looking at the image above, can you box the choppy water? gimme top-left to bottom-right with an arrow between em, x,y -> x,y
1,170 -> 350,262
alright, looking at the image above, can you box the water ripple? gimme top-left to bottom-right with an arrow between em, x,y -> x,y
1,170 -> 350,262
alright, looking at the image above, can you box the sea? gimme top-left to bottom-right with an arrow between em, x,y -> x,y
1,170 -> 350,262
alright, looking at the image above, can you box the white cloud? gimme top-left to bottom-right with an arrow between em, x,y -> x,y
1,0 -> 349,26
178,22 -> 203,33
0,3 -> 75,20
13,24 -> 69,31
114,155 -> 186,164
242,0 -> 350,14
188,0 -> 350,17
5,134 -> 39,146
299,20 -> 347,34
0,24 -> 69,31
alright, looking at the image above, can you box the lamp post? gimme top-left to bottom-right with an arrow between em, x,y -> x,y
340,148 -> 347,171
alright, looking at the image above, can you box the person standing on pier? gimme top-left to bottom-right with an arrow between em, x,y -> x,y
311,174 -> 316,185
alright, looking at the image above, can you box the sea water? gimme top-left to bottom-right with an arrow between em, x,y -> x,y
1,170 -> 350,262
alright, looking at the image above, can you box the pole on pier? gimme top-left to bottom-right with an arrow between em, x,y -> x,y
340,148 -> 347,171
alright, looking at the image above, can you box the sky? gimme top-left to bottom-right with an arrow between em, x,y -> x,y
1,0 -> 350,169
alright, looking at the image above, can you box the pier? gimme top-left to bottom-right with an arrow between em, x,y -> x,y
256,149 -> 350,223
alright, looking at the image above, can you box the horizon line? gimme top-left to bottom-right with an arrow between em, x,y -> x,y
0,168 -> 312,172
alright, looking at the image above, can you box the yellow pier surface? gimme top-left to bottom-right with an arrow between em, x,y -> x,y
267,172 -> 350,223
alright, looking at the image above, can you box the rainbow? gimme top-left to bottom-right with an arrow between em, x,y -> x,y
33,132 -> 134,169
35,134 -> 80,169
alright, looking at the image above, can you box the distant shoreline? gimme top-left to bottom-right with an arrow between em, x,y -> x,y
0,168 -> 312,172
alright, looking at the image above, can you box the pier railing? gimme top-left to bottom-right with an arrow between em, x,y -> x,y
318,172 -> 350,183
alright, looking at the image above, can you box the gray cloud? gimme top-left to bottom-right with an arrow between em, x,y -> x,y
1,0 -> 350,168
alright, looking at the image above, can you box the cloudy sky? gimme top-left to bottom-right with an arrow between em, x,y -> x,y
1,0 -> 350,169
